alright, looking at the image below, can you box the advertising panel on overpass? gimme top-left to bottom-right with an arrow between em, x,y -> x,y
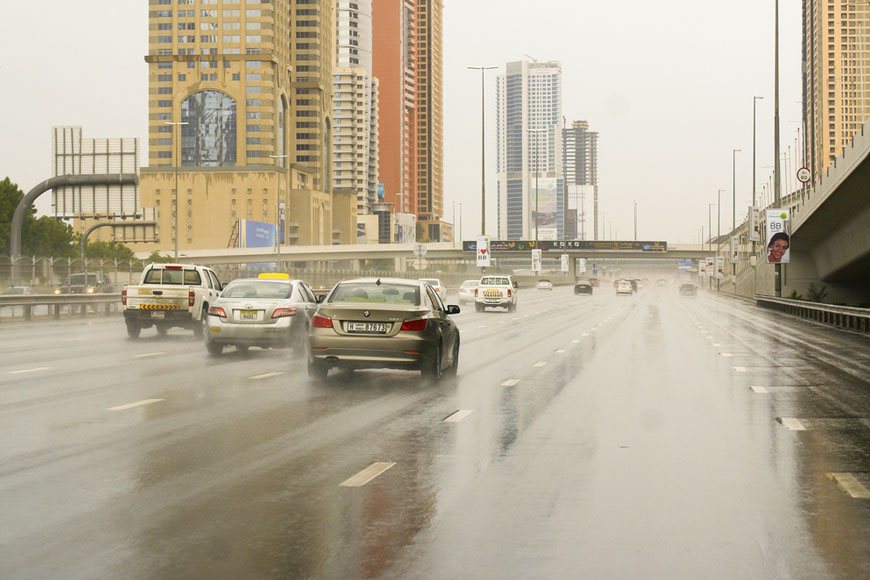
765,209 -> 790,264
462,240 -> 667,252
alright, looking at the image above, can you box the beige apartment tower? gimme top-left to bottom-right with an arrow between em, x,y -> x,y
142,0 -> 349,251
803,0 -> 870,178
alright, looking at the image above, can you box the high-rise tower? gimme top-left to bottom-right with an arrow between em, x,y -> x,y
803,0 -> 870,178
372,0 -> 444,242
562,120 -> 599,240
142,0 -> 350,249
496,60 -> 563,241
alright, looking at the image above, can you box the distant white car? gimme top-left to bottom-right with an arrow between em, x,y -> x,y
536,279 -> 553,290
615,280 -> 634,296
457,279 -> 479,303
419,278 -> 445,297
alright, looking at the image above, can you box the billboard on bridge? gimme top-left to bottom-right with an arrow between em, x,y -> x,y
462,240 -> 667,252
765,209 -> 790,264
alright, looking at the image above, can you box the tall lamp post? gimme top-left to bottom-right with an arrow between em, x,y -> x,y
774,0 -> 782,296
633,200 -> 638,241
269,154 -> 288,267
731,148 -> 742,275
165,121 -> 189,261
717,188 -> 724,291
708,202 -> 715,289
468,65 -> 497,236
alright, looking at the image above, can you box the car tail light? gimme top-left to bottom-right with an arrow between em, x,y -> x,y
121,289 -> 127,305
474,289 -> 478,297
507,289 -> 512,297
312,314 -> 333,328
189,290 -> 195,307
400,318 -> 427,331
272,307 -> 297,319
208,306 -> 226,318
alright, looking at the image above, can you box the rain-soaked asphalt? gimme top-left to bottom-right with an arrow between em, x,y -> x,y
1,282 -> 869,580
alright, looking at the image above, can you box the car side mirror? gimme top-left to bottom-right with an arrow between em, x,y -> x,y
446,305 -> 461,315
512,281 -> 518,289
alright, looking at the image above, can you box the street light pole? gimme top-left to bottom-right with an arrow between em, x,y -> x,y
468,65 -> 497,236
752,97 -> 763,208
165,121 -> 189,261
708,202 -> 715,290
717,188 -> 724,291
633,200 -> 637,241
732,148 -> 741,276
269,154 -> 289,268
774,0 -> 782,297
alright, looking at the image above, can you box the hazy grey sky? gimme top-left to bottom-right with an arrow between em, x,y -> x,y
0,0 -> 803,244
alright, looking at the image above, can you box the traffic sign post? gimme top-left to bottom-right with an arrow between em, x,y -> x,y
476,236 -> 491,268
797,167 -> 811,184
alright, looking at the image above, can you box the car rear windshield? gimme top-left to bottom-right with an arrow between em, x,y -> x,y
222,281 -> 291,299
481,277 -> 509,285
461,281 -> 479,287
330,283 -> 420,305
143,268 -> 202,285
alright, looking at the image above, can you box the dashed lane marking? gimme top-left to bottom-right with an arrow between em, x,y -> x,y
478,325 -> 487,329
8,367 -> 52,375
750,385 -> 769,394
555,349 -> 567,354
443,410 -> 474,423
571,340 -> 581,344
250,372 -> 283,380
340,462 -> 396,487
107,399 -> 165,411
721,353 -> 734,358
827,473 -> 870,499
777,417 -> 807,431
733,366 -> 748,373
501,379 -> 520,387
533,361 -> 548,367
135,352 -> 166,359
582,333 -> 590,337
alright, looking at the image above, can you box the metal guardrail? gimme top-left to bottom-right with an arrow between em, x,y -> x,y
0,293 -> 120,321
755,295 -> 870,333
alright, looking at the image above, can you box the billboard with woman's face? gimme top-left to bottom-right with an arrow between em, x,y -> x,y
765,209 -> 790,264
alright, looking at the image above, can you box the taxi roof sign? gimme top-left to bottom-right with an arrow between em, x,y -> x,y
258,273 -> 291,279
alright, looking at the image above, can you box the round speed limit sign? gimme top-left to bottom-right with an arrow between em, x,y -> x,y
797,167 -> 811,183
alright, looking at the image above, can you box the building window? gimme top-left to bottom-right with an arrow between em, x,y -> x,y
180,90 -> 237,167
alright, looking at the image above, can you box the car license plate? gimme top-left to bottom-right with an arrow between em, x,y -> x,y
239,310 -> 257,320
346,322 -> 388,334
151,311 -> 165,319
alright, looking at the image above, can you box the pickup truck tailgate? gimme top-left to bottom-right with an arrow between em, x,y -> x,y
126,286 -> 190,310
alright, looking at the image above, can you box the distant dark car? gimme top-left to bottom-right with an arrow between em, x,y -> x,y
55,272 -> 114,294
574,281 -> 593,295
679,283 -> 698,297
589,278 -> 599,287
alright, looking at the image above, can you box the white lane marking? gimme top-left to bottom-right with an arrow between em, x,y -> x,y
533,361 -> 548,367
721,353 -> 733,358
478,325 -> 487,329
750,385 -> 769,394
135,352 -> 166,359
733,366 -> 748,373
512,317 -> 520,321
778,417 -> 807,431
107,399 -> 165,411
59,338 -> 84,342
571,340 -> 581,344
582,333 -> 590,337
705,336 -> 714,340
827,473 -> 870,499
713,343 -> 721,347
495,321 -> 504,325
501,379 -> 520,387
555,349 -> 567,354
250,372 -> 283,380
444,410 -> 474,423
340,462 -> 396,487
8,367 -> 52,375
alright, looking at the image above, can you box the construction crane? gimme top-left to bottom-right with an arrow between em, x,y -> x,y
524,53 -> 538,63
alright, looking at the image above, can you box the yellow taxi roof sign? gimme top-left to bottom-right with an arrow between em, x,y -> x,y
258,273 -> 291,279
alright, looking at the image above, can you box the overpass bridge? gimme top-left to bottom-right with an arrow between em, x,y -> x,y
157,241 -> 707,281
785,122 -> 870,305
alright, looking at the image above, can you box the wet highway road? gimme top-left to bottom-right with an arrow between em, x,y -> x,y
1,285 -> 869,579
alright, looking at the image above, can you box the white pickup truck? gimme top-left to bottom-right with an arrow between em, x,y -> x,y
475,275 -> 518,312
122,263 -> 224,338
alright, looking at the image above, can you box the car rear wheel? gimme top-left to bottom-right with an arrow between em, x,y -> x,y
156,324 -> 168,336
447,340 -> 459,376
308,358 -> 328,380
206,341 -> 223,356
236,345 -> 249,353
194,308 -> 207,338
422,343 -> 443,381
126,320 -> 141,339
475,303 -> 483,312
